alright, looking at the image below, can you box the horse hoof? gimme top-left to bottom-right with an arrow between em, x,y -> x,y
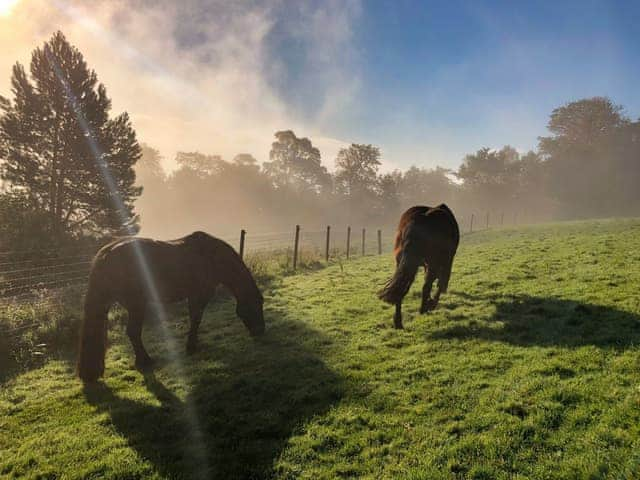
393,320 -> 404,329
420,300 -> 437,314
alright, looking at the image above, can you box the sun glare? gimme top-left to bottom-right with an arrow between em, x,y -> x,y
0,0 -> 19,16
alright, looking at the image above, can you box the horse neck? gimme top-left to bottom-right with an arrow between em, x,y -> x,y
220,256 -> 255,302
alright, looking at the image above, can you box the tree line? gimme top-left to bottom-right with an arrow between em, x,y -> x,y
136,95 -> 640,238
1,32 -> 639,250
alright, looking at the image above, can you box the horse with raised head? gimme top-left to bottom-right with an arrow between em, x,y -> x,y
77,231 -> 264,382
378,204 -> 459,329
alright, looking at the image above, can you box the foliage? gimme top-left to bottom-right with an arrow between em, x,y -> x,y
538,97 -> 640,217
175,151 -> 223,178
401,166 -> 454,206
0,192 -> 52,251
264,130 -> 331,194
0,286 -> 85,382
334,143 -> 381,197
2,219 -> 640,478
0,31 -> 141,238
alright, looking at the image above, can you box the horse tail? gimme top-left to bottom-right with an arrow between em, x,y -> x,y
378,247 -> 421,305
77,268 -> 109,383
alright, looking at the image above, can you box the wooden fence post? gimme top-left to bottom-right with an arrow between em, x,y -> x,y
486,212 -> 489,229
325,226 -> 330,262
293,225 -> 300,270
470,213 -> 474,233
346,226 -> 351,259
239,229 -> 246,260
362,228 -> 366,256
377,229 -> 382,255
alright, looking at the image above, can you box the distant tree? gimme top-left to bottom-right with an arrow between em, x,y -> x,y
377,170 -> 403,219
0,31 -> 141,237
517,151 -> 546,194
232,153 -> 260,172
175,151 -> 223,177
135,145 -> 169,234
458,147 -> 509,185
400,166 -> 454,206
539,97 -> 625,152
538,97 -> 631,217
264,130 -> 331,193
137,144 -> 166,183
334,144 -> 381,196
457,146 -> 522,212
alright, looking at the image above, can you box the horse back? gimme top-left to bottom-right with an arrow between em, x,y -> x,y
90,236 -> 211,304
394,204 -> 459,258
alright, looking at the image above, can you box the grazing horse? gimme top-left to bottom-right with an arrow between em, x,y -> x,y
77,231 -> 264,382
378,204 -> 459,329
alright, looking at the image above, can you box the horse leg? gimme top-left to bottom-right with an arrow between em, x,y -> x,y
126,303 -> 153,370
394,302 -> 403,329
431,268 -> 448,309
430,257 -> 453,311
420,265 -> 438,313
186,296 -> 208,355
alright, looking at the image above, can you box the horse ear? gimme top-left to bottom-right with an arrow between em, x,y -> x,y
437,204 -> 453,215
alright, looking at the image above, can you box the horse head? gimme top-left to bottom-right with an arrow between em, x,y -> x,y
236,290 -> 265,336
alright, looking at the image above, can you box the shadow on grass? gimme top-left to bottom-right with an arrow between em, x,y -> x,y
430,292 -> 640,349
83,309 -> 343,479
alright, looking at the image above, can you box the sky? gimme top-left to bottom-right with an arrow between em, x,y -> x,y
0,0 -> 639,173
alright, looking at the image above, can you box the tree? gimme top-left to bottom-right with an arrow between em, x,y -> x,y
0,192 -> 51,250
538,97 -> 630,217
263,130 -> 330,193
137,144 -> 166,184
135,145 -> 169,234
0,31 -> 141,237
400,166 -> 454,206
377,170 -> 403,219
175,151 -> 223,177
457,146 -> 522,212
540,97 -> 625,151
232,153 -> 260,172
334,144 -> 381,196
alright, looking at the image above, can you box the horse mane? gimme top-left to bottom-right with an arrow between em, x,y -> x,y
183,231 -> 262,302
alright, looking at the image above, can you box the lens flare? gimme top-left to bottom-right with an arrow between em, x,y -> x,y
0,0 -> 19,17
45,47 -> 210,477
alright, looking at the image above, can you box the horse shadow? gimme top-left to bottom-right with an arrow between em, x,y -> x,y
84,306 -> 343,479
429,292 -> 640,349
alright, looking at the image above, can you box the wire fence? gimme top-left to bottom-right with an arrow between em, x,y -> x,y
0,210 -> 520,310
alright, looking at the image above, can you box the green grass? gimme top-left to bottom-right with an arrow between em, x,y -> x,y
2,218 -> 640,479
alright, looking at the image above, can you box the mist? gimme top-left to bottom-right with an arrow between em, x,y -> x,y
1,1 -> 639,245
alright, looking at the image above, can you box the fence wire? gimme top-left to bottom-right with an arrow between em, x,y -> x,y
0,211 -> 515,309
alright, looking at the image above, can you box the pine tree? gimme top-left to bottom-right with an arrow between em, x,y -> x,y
0,31 -> 141,238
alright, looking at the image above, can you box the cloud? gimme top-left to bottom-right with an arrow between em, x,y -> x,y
0,0 -> 362,171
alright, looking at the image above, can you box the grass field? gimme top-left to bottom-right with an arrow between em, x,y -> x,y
2,219 -> 640,479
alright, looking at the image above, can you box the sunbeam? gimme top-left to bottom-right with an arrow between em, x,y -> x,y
44,46 -> 211,478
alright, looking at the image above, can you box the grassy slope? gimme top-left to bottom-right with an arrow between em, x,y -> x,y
2,219 -> 640,479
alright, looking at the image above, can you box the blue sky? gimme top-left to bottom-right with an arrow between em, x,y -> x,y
268,0 -> 640,168
2,0 -> 639,171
